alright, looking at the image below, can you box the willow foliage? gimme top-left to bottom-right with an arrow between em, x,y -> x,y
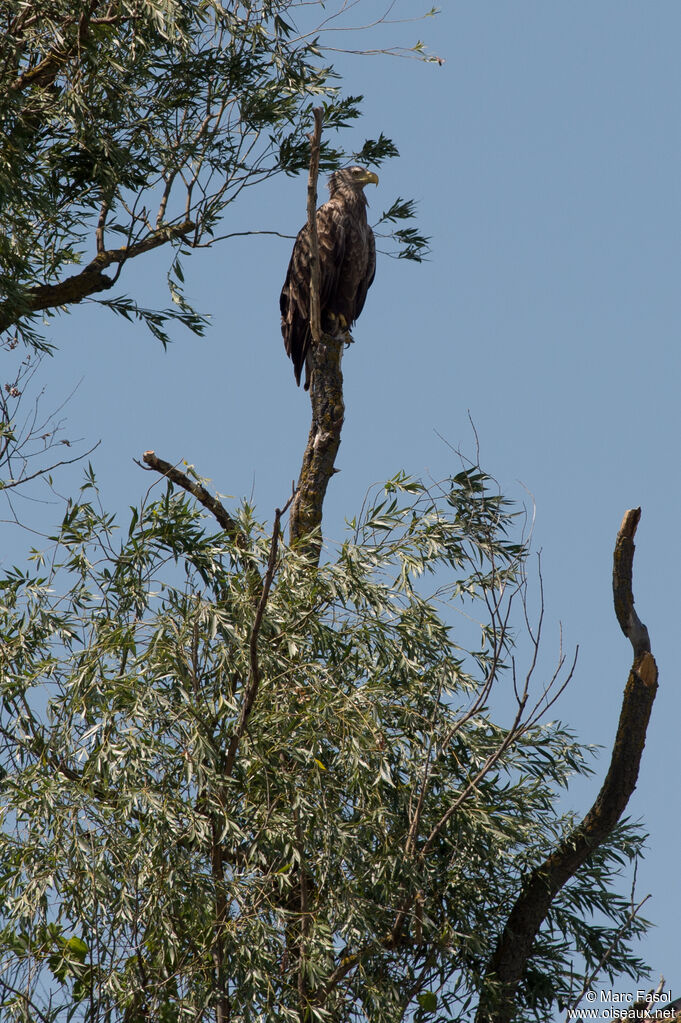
0,468 -> 648,1022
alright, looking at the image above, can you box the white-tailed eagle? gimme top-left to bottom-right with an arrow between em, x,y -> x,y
280,165 -> 378,389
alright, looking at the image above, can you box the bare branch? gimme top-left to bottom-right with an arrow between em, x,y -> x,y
288,108 -> 348,560
1,442 -> 99,491
287,327 -> 346,560
140,450 -> 239,537
0,356 -> 95,496
95,199 -> 110,254
306,108 -> 323,345
613,507 -> 651,657
193,229 -> 296,246
0,976 -> 53,1023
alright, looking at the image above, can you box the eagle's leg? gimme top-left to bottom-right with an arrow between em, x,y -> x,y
323,311 -> 349,341
333,315 -> 354,346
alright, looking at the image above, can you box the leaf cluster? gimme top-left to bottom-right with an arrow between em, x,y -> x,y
0,0 -> 429,350
0,467 -> 649,1021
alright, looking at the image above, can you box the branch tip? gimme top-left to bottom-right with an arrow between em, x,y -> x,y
617,507 -> 641,542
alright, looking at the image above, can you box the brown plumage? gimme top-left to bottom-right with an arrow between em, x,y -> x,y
280,165 -> 378,389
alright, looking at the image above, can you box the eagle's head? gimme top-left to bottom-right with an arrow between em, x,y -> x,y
328,165 -> 379,200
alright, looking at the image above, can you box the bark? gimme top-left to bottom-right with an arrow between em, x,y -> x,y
288,332 -> 345,562
306,108 -> 324,348
476,509 -> 658,1023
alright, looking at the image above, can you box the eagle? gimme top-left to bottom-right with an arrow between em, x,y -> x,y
280,165 -> 378,389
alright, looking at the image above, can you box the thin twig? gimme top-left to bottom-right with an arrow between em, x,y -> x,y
193,229 -> 296,246
564,894 -> 651,1019
0,978 -> 52,1023
2,441 -> 100,490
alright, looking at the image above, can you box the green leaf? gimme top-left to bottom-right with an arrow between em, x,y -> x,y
417,991 -> 438,1013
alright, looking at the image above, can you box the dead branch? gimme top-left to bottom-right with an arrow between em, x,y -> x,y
141,450 -> 240,538
475,509 -> 658,1023
288,108 -> 346,561
306,108 -> 323,346
613,507 -> 651,657
287,331 -> 346,561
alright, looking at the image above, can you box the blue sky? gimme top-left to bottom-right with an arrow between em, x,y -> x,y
3,2 -> 680,1013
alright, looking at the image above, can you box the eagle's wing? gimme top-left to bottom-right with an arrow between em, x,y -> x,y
352,223 -> 375,321
280,224 -> 311,386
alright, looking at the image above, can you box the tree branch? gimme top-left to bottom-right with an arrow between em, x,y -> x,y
476,509 -> 658,1023
287,332 -> 346,561
306,108 -> 323,346
1,443 -> 100,491
613,507 -> 651,657
288,108 -> 346,561
295,808 -> 312,1017
139,451 -> 292,617
223,500 -> 290,778
0,977 -> 53,1023
0,221 -> 195,334
8,1 -> 101,94
210,813 -> 231,1023
141,450 -> 241,538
